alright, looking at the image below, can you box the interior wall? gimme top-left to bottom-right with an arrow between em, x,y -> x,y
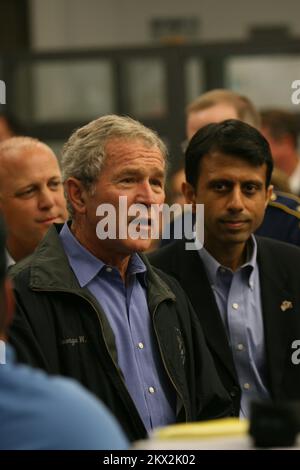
29,0 -> 300,50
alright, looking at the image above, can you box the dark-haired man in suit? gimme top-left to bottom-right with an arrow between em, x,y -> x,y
150,119 -> 300,417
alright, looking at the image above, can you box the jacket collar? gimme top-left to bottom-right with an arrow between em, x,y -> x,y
26,224 -> 175,308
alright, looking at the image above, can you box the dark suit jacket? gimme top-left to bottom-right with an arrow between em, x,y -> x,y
149,237 -> 300,415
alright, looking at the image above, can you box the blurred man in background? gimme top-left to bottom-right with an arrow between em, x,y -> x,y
0,136 -> 68,266
261,109 -> 300,196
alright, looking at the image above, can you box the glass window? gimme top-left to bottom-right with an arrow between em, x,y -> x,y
225,55 -> 300,109
185,58 -> 205,105
15,60 -> 114,123
125,58 -> 167,118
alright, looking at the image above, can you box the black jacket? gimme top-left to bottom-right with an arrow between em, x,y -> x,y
149,237 -> 300,415
8,225 -> 231,442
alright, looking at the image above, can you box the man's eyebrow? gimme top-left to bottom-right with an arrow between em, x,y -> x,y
206,178 -> 264,187
241,180 -> 264,187
116,168 -> 165,178
207,178 -> 232,186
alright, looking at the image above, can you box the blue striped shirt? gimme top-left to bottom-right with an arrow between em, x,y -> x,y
199,236 -> 270,417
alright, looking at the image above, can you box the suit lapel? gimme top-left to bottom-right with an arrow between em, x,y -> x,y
257,237 -> 295,399
173,240 -> 238,383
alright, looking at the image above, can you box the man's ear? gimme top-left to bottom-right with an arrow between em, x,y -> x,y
64,178 -> 87,215
265,184 -> 274,208
182,181 -> 197,211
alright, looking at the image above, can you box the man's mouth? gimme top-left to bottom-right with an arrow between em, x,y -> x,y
220,219 -> 249,229
37,217 -> 58,225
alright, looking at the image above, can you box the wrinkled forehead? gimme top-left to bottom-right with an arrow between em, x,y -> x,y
103,137 -> 167,169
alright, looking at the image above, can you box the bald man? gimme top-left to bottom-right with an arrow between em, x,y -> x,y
0,137 -> 68,265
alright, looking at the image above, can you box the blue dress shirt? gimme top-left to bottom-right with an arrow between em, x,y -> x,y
0,346 -> 128,449
199,236 -> 270,417
59,223 -> 175,433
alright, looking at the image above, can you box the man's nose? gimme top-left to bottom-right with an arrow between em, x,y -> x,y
135,181 -> 158,205
38,188 -> 55,209
227,187 -> 244,212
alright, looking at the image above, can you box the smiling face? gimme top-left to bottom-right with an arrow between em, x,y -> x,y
0,144 -> 68,261
184,152 -> 272,265
68,138 -> 166,263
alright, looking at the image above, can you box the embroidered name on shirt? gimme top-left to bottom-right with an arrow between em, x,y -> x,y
61,336 -> 87,346
174,327 -> 186,366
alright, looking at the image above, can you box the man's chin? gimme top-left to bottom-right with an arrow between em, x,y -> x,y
224,233 -> 251,244
120,237 -> 153,253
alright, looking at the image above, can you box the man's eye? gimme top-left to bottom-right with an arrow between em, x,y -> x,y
121,178 -> 135,184
49,181 -> 62,190
244,184 -> 257,194
151,179 -> 163,187
18,188 -> 35,198
213,183 -> 227,191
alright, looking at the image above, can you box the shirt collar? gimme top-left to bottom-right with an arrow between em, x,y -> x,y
198,234 -> 257,288
59,222 -> 147,287
5,249 -> 15,269
0,343 -> 15,365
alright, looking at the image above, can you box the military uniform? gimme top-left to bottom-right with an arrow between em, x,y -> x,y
255,191 -> 300,246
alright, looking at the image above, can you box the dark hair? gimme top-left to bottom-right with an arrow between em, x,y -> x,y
261,109 -> 299,147
0,215 -> 6,287
185,119 -> 273,189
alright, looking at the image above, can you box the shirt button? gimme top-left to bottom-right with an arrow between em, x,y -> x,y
232,302 -> 239,310
148,386 -> 156,394
243,382 -> 251,390
106,267 -> 112,273
236,343 -> 244,351
138,342 -> 144,349
220,267 -> 226,273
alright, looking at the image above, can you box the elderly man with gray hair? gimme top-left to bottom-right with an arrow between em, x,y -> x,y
8,115 -> 231,442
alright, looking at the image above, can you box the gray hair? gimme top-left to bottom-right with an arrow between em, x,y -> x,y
61,114 -> 168,216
